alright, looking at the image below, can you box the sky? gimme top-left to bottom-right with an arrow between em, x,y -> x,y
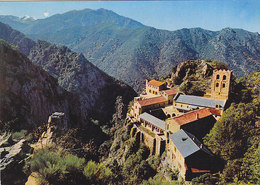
0,1 -> 259,33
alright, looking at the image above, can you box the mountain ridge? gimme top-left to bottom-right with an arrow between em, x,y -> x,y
1,8 -> 259,92
0,22 -> 136,123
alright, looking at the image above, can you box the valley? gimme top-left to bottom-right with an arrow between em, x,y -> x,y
0,6 -> 259,185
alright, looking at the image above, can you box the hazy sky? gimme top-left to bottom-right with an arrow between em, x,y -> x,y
0,1 -> 259,33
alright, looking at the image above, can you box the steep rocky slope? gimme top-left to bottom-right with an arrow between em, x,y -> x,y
1,9 -> 258,92
28,40 -> 136,122
0,40 -> 83,127
0,22 -> 136,122
0,22 -> 35,55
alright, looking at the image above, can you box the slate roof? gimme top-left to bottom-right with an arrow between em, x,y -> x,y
170,129 -> 211,158
148,80 -> 165,87
139,112 -> 165,130
172,108 -> 214,126
174,94 -> 226,109
138,96 -> 167,107
170,129 -> 200,158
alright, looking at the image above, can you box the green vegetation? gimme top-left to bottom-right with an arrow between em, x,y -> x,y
12,129 -> 27,140
24,149 -> 86,185
142,171 -> 180,185
205,58 -> 229,70
122,145 -> 154,184
201,71 -> 260,184
83,160 -> 112,184
179,80 -> 208,96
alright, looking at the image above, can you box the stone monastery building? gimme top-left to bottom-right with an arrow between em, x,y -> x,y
126,69 -> 232,180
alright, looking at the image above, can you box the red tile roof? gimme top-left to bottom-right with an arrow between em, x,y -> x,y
208,108 -> 222,116
172,108 -> 214,125
191,168 -> 211,173
148,80 -> 165,87
138,96 -> 167,107
163,89 -> 178,96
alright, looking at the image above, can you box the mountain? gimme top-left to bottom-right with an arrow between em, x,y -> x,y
0,39 -> 83,127
0,8 -> 143,35
1,9 -> 259,92
28,40 -> 136,122
0,22 -> 136,123
0,21 -> 35,55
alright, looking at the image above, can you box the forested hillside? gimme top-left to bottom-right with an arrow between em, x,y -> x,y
1,8 -> 258,92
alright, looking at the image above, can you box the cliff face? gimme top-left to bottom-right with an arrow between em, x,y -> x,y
0,22 -> 136,123
28,40 -> 136,122
0,40 -> 84,127
0,22 -> 35,56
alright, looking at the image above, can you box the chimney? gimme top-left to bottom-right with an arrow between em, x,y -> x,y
196,113 -> 199,120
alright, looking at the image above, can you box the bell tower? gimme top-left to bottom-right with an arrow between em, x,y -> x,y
211,69 -> 232,100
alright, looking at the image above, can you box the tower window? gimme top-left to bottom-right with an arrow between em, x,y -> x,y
216,83 -> 219,87
223,83 -> 226,88
223,75 -> 226,80
216,75 -> 220,79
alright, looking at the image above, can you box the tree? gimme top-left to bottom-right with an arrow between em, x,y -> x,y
112,96 -> 124,126
203,103 -> 258,160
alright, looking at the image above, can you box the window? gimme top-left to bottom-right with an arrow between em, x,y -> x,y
216,83 -> 219,87
223,75 -> 226,80
223,83 -> 226,88
216,74 -> 220,79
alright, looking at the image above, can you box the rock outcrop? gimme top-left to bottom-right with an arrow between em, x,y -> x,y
0,132 -> 31,185
0,40 -> 84,127
32,112 -> 67,151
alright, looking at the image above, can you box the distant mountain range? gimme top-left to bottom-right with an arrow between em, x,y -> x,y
0,22 -> 136,125
1,8 -> 259,92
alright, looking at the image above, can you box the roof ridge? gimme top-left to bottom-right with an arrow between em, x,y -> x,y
171,107 -> 211,119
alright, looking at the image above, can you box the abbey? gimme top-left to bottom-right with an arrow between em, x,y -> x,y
126,69 -> 232,180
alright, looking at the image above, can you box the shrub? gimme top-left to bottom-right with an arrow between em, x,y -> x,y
26,149 -> 85,184
83,160 -> 112,184
148,155 -> 160,170
12,129 -> 27,140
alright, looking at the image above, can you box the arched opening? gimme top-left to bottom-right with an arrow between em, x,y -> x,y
223,83 -> 226,88
166,114 -> 171,118
216,74 -> 220,79
216,83 -> 219,87
223,75 -> 226,80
